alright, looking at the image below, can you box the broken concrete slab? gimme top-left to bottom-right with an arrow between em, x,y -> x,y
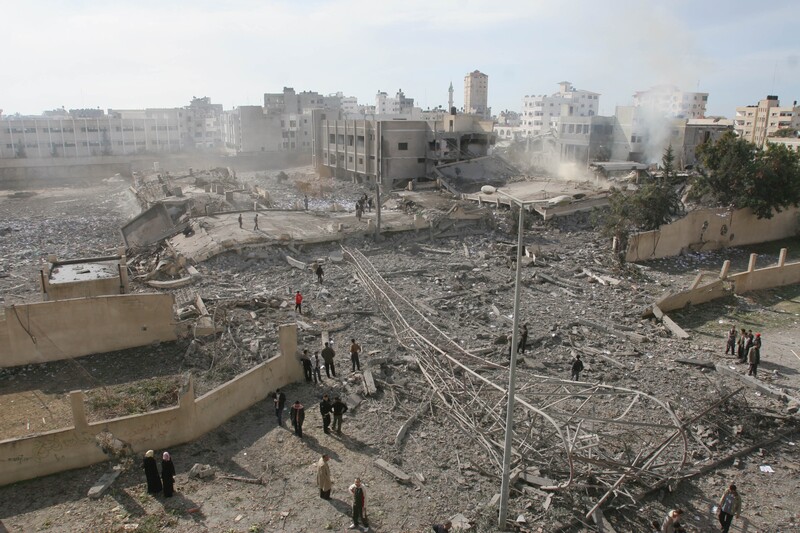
362,369 -> 377,396
715,363 -> 800,404
285,255 -> 307,270
374,458 -> 411,483
88,468 -> 121,499
591,509 -> 618,533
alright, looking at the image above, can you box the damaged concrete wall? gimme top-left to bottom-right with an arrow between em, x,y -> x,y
0,324 -> 300,487
0,293 -> 176,367
626,206 -> 800,262
653,249 -> 800,314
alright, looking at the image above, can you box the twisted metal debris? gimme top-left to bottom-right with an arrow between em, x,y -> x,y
344,246 -> 688,513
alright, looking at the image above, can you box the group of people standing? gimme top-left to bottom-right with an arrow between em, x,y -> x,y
142,449 -> 175,497
726,326 -> 763,377
355,193 -> 373,221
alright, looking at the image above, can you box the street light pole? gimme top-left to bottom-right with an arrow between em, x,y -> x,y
497,190 -> 528,530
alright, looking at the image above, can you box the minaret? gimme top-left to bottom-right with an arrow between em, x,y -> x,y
448,82 -> 454,112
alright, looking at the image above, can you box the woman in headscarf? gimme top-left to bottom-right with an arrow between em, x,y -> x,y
161,451 -> 176,497
142,450 -> 162,494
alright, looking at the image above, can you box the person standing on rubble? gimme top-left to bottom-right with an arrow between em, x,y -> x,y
737,328 -> 747,362
717,483 -> 742,533
290,400 -> 305,438
332,396 -> 348,434
301,349 -> 313,382
747,341 -> 760,378
304,194 -> 309,210
350,338 -> 362,372
322,342 -> 337,377
355,203 -> 363,222
312,351 -> 323,384
320,393 -> 332,434
754,332 -> 762,360
367,196 -> 373,212
571,354 -> 584,381
316,263 -> 324,284
253,212 -> 259,231
238,213 -> 243,229
272,389 -> 286,425
295,290 -> 303,315
142,450 -> 162,495
316,454 -> 332,500
725,326 -> 737,355
517,324 -> 529,354
348,477 -> 367,530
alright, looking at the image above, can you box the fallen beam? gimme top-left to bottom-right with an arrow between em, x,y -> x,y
652,305 -> 690,339
285,255 -> 307,270
374,458 -> 411,483
88,468 -> 121,499
576,318 -> 649,344
674,358 -> 715,369
715,363 -> 800,404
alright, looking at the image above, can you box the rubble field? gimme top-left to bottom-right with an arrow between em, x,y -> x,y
1,175 -> 800,533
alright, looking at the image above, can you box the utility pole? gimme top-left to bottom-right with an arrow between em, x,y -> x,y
496,189 -> 531,530
375,121 -> 382,241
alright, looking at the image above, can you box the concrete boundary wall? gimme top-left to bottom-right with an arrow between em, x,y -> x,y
626,206 -> 799,262
0,324 -> 301,487
653,249 -> 800,314
0,293 -> 177,367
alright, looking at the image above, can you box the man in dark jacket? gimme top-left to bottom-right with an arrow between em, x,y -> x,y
321,342 -> 336,377
301,350 -> 313,382
332,396 -> 348,434
432,521 -> 452,533
571,355 -> 584,381
290,400 -> 305,437
320,394 -> 333,434
272,389 -> 286,425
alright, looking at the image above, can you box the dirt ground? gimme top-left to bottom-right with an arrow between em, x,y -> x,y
2,177 -> 800,533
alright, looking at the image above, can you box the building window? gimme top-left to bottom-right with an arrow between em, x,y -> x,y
358,157 -> 364,164
329,134 -> 335,143
398,142 -> 408,150
417,158 -> 425,163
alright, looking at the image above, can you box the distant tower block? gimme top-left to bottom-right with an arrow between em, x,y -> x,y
464,70 -> 489,118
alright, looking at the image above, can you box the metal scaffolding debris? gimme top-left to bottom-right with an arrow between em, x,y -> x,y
344,247 -> 688,514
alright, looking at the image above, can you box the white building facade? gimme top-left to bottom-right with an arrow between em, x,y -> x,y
633,85 -> 708,119
520,81 -> 599,138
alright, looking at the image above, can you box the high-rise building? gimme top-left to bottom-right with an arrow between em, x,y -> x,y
734,95 -> 800,147
464,70 -> 489,118
521,81 -> 600,138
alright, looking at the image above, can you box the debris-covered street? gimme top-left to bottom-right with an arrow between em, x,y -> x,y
1,172 -> 800,533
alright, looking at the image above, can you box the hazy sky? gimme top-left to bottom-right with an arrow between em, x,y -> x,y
2,0 -> 798,118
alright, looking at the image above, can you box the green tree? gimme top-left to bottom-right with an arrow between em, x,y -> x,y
596,146 -> 683,250
693,131 -> 800,219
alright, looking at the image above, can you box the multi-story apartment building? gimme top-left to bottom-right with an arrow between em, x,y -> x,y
184,97 -> 223,150
464,70 -> 489,118
520,82 -> 599,138
313,113 -> 494,189
734,95 -> 800,147
375,90 -> 415,116
633,85 -> 708,119
0,108 -> 185,159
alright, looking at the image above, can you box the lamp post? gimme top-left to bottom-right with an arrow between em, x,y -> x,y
496,189 -> 533,530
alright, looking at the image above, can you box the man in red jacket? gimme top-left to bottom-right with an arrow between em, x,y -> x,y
295,291 -> 303,315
